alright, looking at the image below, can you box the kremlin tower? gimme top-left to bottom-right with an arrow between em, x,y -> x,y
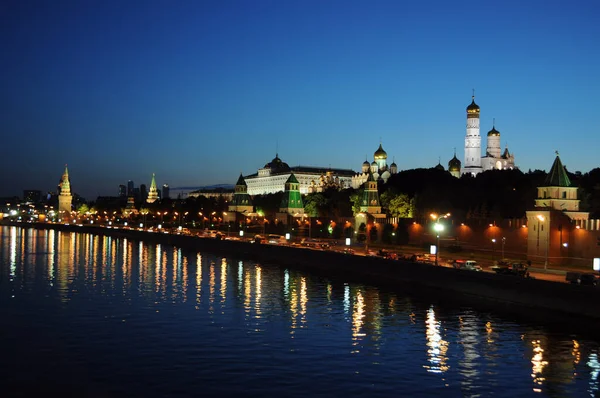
58,165 -> 72,217
146,173 -> 159,203
462,93 -> 482,176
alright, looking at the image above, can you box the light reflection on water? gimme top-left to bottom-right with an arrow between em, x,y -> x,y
0,226 -> 599,397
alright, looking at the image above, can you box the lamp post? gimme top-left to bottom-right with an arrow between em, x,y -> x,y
491,238 -> 496,263
431,213 -> 450,267
223,212 -> 230,237
501,237 -> 506,259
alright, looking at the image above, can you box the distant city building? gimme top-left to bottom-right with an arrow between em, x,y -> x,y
351,144 -> 397,188
140,184 -> 147,202
460,94 -> 516,176
127,180 -> 134,196
23,190 -> 42,203
244,153 -> 355,196
133,187 -> 140,201
57,165 -> 72,216
118,184 -> 127,197
147,174 -> 159,204
162,184 -> 170,199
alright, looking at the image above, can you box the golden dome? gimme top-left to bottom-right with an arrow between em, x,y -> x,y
466,96 -> 480,115
448,155 -> 461,172
487,126 -> 500,136
374,144 -> 387,160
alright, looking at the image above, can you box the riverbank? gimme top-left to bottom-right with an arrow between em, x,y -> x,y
3,221 -> 600,334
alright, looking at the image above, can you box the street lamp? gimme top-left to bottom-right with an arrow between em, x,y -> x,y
430,213 -> 450,266
501,237 -> 506,259
491,238 -> 496,263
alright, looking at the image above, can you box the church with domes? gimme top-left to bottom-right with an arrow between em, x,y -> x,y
351,143 -> 398,189
457,94 -> 516,177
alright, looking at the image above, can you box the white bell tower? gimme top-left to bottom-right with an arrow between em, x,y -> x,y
462,91 -> 482,176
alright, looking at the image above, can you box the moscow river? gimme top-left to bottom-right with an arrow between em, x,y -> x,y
1,226 -> 599,397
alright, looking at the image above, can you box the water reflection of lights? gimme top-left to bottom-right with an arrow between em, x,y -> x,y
457,314 -> 481,383
343,283 -> 350,316
48,229 -> 55,284
238,261 -> 243,293
289,276 -> 298,333
485,321 -> 494,343
531,339 -> 548,389
424,307 -> 449,373
220,258 -> 227,306
588,352 -> 599,395
209,261 -> 216,308
255,265 -> 262,317
9,228 -> 17,279
155,244 -> 162,292
195,254 -> 203,308
572,340 -> 581,365
283,269 -> 290,298
351,291 -> 366,347
299,277 -> 308,326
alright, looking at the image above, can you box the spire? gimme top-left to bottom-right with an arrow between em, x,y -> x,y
60,164 -> 71,195
544,152 -> 572,187
146,173 -> 159,203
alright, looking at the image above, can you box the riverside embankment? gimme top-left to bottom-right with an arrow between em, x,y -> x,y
4,221 -> 600,333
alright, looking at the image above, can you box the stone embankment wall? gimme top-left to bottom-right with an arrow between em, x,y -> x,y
4,222 -> 600,333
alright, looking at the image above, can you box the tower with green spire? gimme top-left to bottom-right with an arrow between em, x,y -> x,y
534,152 -> 580,212
526,152 -> 589,267
147,173 -> 159,204
359,172 -> 382,214
58,164 -> 72,216
279,173 -> 304,215
229,173 -> 254,214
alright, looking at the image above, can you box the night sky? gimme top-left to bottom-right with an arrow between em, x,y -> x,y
2,0 -> 599,200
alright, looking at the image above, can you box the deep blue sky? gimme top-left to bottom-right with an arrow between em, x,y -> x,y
2,0 -> 599,199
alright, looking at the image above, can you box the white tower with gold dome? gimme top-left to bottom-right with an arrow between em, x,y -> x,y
462,93 -> 483,176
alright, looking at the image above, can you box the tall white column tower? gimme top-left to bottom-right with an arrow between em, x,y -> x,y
462,93 -> 482,176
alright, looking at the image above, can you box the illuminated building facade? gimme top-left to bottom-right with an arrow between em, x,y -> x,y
244,154 -> 355,196
57,165 -> 72,215
147,174 -> 159,204
460,94 -> 516,176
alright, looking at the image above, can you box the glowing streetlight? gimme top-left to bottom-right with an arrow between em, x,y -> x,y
430,213 -> 450,266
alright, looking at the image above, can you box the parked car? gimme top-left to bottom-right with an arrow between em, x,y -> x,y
566,272 -> 599,286
453,260 -> 482,271
491,261 -> 529,277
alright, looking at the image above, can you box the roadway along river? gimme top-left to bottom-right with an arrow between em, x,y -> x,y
1,226 -> 599,397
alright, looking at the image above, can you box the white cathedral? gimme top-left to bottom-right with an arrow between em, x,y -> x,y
458,94 -> 516,177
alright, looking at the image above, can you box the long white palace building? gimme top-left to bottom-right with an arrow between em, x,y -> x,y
244,144 -> 398,196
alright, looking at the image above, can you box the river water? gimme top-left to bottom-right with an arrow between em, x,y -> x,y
0,226 -> 598,397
